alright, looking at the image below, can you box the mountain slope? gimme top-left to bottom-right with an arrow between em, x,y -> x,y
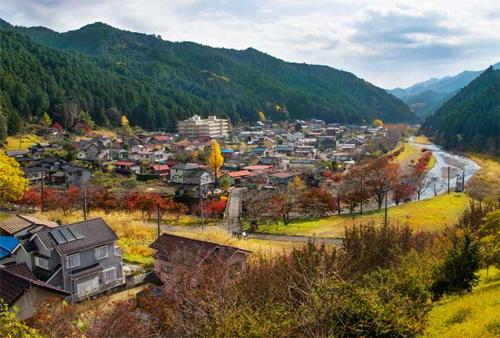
389,63 -> 500,118
420,67 -> 500,155
0,19 -> 415,139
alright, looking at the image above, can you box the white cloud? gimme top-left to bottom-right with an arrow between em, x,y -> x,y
1,0 -> 499,88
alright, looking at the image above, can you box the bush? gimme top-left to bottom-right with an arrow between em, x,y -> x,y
431,231 -> 480,299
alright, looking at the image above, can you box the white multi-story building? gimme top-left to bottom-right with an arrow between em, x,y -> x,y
177,115 -> 229,139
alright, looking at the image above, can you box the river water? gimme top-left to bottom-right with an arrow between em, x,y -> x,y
407,137 -> 481,200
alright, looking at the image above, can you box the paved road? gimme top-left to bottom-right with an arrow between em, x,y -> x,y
248,233 -> 342,245
223,188 -> 244,232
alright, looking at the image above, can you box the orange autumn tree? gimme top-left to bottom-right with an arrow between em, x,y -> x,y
207,139 -> 224,186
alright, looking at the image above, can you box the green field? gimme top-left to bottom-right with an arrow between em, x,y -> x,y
257,193 -> 470,238
1,134 -> 41,151
422,268 -> 500,338
394,142 -> 436,169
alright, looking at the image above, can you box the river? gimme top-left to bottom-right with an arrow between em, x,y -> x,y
407,137 -> 481,200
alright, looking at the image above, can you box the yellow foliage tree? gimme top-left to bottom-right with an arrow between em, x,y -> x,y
258,111 -> 266,122
207,140 -> 224,185
373,119 -> 384,127
289,176 -> 305,192
0,150 -> 28,203
41,112 -> 52,127
275,104 -> 282,112
121,115 -> 129,128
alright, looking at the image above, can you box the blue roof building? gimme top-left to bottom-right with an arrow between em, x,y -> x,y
0,236 -> 21,260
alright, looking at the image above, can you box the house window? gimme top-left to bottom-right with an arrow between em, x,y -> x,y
94,245 -> 108,260
102,267 -> 116,283
66,253 -> 80,269
34,256 -> 49,270
161,264 -> 173,274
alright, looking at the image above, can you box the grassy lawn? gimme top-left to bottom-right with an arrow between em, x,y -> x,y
74,128 -> 118,141
414,135 -> 432,145
427,153 -> 436,169
394,143 -> 422,165
468,153 -> 500,187
257,193 -> 470,238
393,142 -> 436,170
422,267 -> 500,338
1,134 -> 41,151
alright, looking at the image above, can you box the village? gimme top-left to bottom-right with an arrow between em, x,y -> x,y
0,114 -> 406,318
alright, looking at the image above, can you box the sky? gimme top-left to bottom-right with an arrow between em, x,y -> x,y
2,0 -> 500,88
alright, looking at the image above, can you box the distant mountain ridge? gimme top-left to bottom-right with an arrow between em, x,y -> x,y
420,66 -> 500,156
0,18 -> 416,139
389,62 -> 500,118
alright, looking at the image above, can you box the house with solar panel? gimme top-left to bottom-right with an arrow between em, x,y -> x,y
27,218 -> 125,301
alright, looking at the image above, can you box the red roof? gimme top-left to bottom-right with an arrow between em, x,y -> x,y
228,170 -> 251,178
271,171 -> 298,178
175,139 -> 192,147
153,135 -> 170,141
115,161 -> 137,167
244,165 -> 272,171
152,164 -> 170,171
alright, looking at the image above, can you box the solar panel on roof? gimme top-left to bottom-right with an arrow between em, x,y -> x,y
68,227 -> 84,240
59,228 -> 76,242
49,230 -> 66,244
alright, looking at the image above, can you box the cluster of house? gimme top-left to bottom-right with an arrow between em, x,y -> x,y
6,117 -> 386,196
7,145 -> 91,188
0,214 -> 249,320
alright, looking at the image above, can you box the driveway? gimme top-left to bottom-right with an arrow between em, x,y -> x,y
222,187 -> 244,232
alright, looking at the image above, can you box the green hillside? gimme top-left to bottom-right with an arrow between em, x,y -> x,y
0,19 -> 415,139
420,67 -> 500,156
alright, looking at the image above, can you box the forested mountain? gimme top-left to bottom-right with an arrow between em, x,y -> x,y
420,67 -> 500,155
389,63 -> 500,118
0,19 -> 415,139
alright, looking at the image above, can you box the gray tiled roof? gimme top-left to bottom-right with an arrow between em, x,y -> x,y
0,264 -> 70,306
150,233 -> 250,266
0,214 -> 57,235
36,218 -> 117,255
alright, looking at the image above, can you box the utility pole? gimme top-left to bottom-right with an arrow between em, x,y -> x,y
199,181 -> 204,230
83,185 -> 88,221
156,203 -> 161,239
447,166 -> 451,194
360,175 -> 363,215
462,168 -> 466,192
41,171 -> 45,212
384,183 -> 388,227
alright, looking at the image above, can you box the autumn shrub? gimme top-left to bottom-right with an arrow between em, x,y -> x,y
137,227 -> 436,337
28,297 -> 151,338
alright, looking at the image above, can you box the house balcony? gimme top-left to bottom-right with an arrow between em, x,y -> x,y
66,276 -> 126,303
